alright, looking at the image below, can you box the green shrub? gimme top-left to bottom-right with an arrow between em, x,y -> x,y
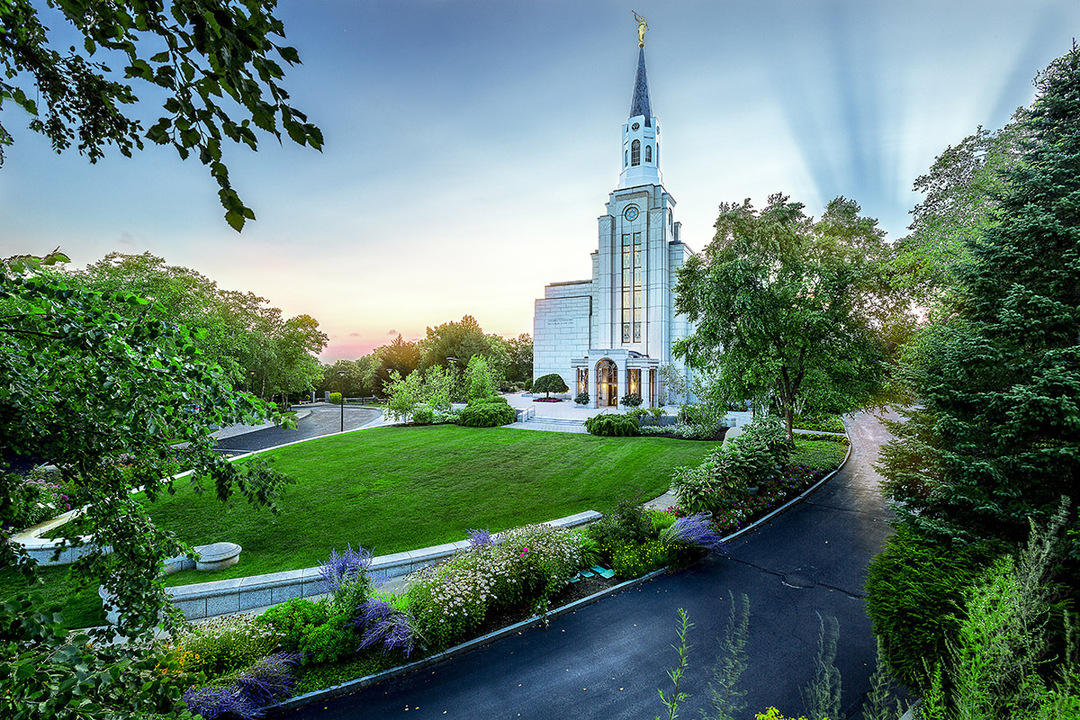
298,612 -> 357,665
648,509 -> 677,535
573,530 -> 602,569
168,614 -> 283,681
329,392 -> 342,405
532,373 -> 568,398
411,404 -> 434,425
738,415 -> 793,467
458,401 -> 517,427
574,392 -> 590,405
670,416 -> 792,514
293,651 -> 398,695
865,525 -> 994,692
259,598 -> 329,655
792,413 -> 846,434
586,496 -> 653,551
469,395 -> 509,405
621,393 -> 643,407
584,413 -> 640,437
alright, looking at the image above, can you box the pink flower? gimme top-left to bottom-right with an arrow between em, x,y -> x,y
519,546 -> 529,557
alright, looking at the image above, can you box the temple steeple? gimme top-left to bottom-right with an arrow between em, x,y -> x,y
617,44 -> 662,189
630,48 -> 652,127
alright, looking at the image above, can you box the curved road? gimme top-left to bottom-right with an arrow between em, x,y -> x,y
277,412 -> 895,720
214,405 -> 383,454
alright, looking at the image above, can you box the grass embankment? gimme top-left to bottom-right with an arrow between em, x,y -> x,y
4,429 -> 843,629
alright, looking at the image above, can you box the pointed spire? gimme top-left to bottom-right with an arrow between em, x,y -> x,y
629,47 -> 652,127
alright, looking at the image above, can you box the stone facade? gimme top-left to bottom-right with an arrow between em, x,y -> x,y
532,45 -> 693,409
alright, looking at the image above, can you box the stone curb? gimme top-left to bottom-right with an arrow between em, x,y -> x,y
269,424 -> 854,713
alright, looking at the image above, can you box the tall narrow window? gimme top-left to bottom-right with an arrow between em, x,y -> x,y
622,231 -> 644,344
644,144 -> 652,163
631,139 -> 640,166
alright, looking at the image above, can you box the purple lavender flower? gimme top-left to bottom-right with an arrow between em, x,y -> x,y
319,544 -> 373,594
466,527 -> 496,548
234,652 -> 301,707
661,512 -> 725,551
352,597 -> 416,658
183,684 -> 258,719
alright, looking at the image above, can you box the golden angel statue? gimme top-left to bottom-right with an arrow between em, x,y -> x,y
633,11 -> 648,47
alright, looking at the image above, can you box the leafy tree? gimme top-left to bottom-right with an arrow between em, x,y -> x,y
0,259 -> 292,637
75,253 -> 327,400
383,366 -> 451,422
0,0 -> 322,230
533,372 -> 568,399
878,45 -> 1080,550
890,121 -> 1025,308
673,194 -> 896,439
420,315 -> 492,370
320,357 -> 378,399
464,354 -> 496,402
374,334 -> 421,392
1,596 -> 191,719
503,333 -> 534,385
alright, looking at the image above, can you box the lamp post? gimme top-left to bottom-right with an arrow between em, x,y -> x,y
338,369 -> 346,433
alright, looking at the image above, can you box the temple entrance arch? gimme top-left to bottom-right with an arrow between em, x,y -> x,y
596,358 -> 618,407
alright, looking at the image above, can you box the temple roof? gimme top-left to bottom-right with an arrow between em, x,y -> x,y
629,47 -> 652,127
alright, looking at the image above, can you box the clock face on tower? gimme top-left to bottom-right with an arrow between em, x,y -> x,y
624,205 -> 640,222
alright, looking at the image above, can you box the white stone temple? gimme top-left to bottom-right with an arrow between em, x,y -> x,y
532,37 -> 694,409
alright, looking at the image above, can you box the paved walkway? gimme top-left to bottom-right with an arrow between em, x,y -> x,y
280,412 -> 895,720
503,392 -> 754,433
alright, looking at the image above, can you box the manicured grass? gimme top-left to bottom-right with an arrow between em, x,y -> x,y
790,435 -> 849,472
0,566 -> 105,628
153,425 -> 724,585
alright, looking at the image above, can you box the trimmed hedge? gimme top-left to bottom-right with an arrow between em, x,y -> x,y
792,413 -> 845,434
458,401 -> 517,427
584,413 -> 640,437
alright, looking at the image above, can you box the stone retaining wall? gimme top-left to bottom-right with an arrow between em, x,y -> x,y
101,510 -> 602,624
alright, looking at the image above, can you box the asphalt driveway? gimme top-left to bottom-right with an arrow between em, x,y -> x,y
276,412 -> 895,720
213,405 -> 383,454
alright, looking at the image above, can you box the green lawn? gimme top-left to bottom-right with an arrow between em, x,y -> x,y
154,425 -> 724,585
7,427 -> 847,629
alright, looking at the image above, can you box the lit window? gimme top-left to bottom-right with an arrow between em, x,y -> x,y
631,139 -> 640,166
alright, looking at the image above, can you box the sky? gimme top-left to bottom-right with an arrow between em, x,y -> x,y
2,0 -> 1078,361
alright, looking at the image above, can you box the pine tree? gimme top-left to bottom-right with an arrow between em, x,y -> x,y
894,44 -> 1080,547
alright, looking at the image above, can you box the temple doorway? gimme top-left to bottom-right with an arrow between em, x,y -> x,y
596,359 -> 618,407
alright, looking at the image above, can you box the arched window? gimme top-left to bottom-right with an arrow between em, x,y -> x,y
624,150 -> 628,167
644,144 -> 652,163
631,139 -> 640,166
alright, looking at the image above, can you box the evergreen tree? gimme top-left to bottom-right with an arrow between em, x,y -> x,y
883,45 -> 1080,549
